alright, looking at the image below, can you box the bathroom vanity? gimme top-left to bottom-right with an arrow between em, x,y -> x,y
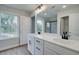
27,4 -> 79,55
27,33 -> 79,55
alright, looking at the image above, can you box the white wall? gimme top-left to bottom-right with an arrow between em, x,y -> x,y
0,5 -> 31,51
57,7 -> 79,39
20,16 -> 31,45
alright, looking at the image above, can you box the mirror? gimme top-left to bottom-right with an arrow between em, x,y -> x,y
36,5 -> 57,34
35,4 -> 79,40
45,19 -> 57,33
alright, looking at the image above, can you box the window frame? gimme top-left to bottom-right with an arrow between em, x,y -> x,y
0,13 -> 19,38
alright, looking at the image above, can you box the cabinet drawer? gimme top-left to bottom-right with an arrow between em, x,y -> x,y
35,38 -> 43,47
35,37 -> 43,55
35,46 -> 43,55
44,41 -> 79,55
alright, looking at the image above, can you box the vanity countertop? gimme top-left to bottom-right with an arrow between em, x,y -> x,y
29,33 -> 79,53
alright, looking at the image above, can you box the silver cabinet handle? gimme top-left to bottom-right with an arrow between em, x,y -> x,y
36,40 -> 40,43
36,47 -> 40,50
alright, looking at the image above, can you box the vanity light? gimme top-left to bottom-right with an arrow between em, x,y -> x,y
62,5 -> 67,8
35,4 -> 47,14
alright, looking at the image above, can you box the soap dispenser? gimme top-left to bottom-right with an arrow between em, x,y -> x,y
62,32 -> 65,39
65,32 -> 68,40
38,32 -> 41,34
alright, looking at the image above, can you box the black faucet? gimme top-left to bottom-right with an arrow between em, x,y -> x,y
38,32 -> 41,34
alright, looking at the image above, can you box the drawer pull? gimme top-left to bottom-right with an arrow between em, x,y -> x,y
36,40 -> 40,43
36,47 -> 40,50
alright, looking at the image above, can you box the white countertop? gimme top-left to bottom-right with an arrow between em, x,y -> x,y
29,33 -> 79,53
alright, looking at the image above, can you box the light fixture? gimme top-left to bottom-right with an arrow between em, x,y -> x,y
35,4 -> 47,14
62,5 -> 67,8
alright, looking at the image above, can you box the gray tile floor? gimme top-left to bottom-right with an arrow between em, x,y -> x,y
0,45 -> 31,55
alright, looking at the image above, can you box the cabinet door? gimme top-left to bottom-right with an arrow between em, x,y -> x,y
44,40 -> 79,55
35,46 -> 43,55
35,38 -> 43,55
44,47 -> 57,55
35,38 -> 43,47
27,35 -> 34,55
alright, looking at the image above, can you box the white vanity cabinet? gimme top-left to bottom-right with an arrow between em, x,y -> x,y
44,40 -> 79,55
44,41 -> 59,55
27,35 -> 43,55
35,38 -> 43,55
27,34 -> 79,55
44,47 -> 58,55
27,35 -> 35,55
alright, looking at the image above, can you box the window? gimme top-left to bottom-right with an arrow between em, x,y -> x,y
0,13 -> 18,38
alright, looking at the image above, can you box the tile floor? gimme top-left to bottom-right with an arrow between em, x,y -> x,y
0,45 -> 31,55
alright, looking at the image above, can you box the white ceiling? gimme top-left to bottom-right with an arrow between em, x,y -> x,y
0,4 -> 79,18
1,4 -> 39,13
